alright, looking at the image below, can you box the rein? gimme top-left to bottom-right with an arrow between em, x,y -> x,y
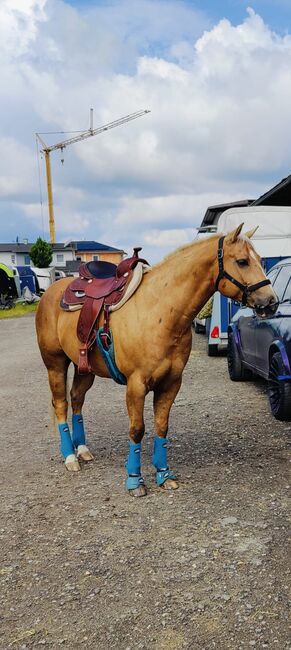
214,236 -> 271,306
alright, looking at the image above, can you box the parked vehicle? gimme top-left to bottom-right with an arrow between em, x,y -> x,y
15,266 -> 40,295
227,258 -> 291,420
31,267 -> 55,292
0,263 -> 20,301
54,269 -> 66,281
207,206 -> 291,355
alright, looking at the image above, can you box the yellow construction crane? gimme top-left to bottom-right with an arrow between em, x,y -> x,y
36,109 -> 150,243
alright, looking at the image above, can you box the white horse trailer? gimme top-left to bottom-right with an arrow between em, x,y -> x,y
31,267 -> 55,293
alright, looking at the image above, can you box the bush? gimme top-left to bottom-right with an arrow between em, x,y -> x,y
30,237 -> 53,268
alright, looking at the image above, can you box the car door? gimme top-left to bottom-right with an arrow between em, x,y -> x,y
237,305 -> 258,367
236,266 -> 281,369
255,265 -> 291,376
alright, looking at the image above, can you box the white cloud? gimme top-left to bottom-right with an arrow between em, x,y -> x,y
0,0 -> 47,59
0,137 -> 35,198
144,228 -> 194,247
1,2 -> 291,261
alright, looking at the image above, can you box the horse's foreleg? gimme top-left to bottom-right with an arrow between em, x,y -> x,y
70,368 -> 95,462
47,360 -> 80,472
125,376 -> 147,497
153,377 -> 182,490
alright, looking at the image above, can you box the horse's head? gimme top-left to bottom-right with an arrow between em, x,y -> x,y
215,223 -> 278,317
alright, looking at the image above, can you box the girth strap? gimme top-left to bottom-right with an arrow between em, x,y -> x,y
215,236 -> 271,305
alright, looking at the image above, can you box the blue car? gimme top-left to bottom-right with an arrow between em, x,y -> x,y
228,258 -> 291,420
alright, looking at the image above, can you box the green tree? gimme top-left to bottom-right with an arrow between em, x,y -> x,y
30,237 -> 53,268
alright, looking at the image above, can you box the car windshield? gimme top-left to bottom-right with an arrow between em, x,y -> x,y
270,265 -> 291,302
282,276 -> 291,302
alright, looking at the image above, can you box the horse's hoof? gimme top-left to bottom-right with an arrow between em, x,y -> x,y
65,454 -> 81,472
162,479 -> 179,490
77,445 -> 94,462
128,485 -> 147,497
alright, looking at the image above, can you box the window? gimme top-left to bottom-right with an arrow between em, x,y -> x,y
76,256 -> 82,261
267,268 -> 280,285
271,265 -> 291,302
92,255 -> 99,261
24,255 -> 30,265
11,254 -> 16,264
283,278 -> 291,302
56,253 -> 64,263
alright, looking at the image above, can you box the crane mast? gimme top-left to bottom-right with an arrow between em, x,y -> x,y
36,109 -> 150,243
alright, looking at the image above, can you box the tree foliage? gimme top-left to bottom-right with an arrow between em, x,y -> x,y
30,237 -> 53,268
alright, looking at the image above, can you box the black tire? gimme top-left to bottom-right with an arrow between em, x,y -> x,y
208,343 -> 219,356
268,352 -> 291,420
227,331 -> 251,381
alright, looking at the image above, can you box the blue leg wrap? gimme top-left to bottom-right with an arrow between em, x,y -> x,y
72,413 -> 86,448
152,436 -> 177,486
125,442 -> 145,490
58,423 -> 75,459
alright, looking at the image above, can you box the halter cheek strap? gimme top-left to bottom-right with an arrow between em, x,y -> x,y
215,236 -> 271,305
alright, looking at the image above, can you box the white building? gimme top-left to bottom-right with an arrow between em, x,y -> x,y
0,242 -> 75,268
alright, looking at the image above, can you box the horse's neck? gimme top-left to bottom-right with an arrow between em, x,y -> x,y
149,236 -> 219,331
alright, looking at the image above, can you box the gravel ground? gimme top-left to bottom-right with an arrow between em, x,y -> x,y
0,315 -> 290,650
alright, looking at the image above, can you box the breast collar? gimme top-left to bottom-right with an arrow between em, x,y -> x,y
214,236 -> 271,306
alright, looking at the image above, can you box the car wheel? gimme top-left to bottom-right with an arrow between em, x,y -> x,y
227,331 -> 251,381
268,352 -> 291,420
208,343 -> 219,356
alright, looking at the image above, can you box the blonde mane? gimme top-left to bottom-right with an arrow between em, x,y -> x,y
152,233 -> 219,270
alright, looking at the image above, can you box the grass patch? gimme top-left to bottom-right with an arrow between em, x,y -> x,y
0,302 -> 38,319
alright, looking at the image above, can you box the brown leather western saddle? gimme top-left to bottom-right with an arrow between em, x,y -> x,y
61,247 -> 149,374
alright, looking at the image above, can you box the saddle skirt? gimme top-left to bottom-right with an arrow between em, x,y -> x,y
60,248 -> 150,374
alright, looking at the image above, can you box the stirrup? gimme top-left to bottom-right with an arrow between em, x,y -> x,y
126,475 -> 145,490
156,469 -> 177,487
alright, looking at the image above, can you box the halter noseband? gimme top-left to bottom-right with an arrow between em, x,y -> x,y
215,236 -> 271,306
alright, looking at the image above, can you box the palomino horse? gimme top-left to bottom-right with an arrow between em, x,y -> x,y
36,224 -> 277,496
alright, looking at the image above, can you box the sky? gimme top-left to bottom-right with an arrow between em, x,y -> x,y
1,0 -> 291,262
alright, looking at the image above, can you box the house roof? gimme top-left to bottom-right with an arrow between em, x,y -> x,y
0,243 -> 32,253
0,242 -> 74,253
70,240 -> 125,253
0,240 -> 124,254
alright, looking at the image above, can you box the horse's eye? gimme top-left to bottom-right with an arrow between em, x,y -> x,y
236,259 -> 248,267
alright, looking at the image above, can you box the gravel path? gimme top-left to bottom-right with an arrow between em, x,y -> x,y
0,315 -> 290,649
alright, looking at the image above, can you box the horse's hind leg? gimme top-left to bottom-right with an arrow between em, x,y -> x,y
153,377 -> 181,490
47,356 -> 80,472
70,367 -> 95,462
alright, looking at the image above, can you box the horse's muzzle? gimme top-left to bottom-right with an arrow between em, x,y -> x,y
253,295 -> 279,318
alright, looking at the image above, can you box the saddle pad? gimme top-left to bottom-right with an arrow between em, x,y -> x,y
109,263 -> 150,312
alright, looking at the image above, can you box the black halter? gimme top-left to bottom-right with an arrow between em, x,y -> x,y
215,236 -> 271,305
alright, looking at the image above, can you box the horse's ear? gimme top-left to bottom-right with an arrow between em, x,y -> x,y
245,226 -> 259,239
226,223 -> 244,243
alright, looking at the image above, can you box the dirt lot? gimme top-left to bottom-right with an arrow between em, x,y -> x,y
0,315 -> 290,649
